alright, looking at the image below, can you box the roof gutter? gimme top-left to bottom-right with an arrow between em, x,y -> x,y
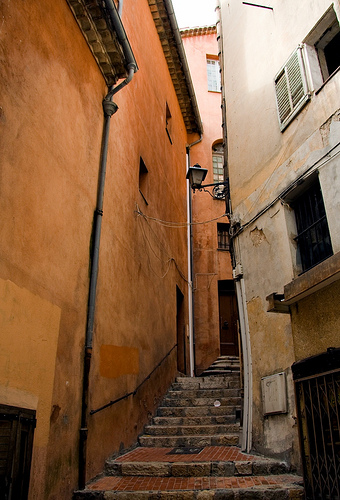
163,0 -> 203,136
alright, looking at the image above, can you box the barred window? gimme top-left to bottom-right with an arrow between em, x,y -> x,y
217,223 -> 230,250
292,179 -> 333,273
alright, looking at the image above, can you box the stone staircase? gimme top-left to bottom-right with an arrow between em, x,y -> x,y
74,357 -> 304,499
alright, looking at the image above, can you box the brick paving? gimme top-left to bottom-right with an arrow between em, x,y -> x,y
87,473 -> 302,491
115,446 -> 258,464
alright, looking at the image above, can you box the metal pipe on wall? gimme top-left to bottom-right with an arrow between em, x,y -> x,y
79,0 -> 137,488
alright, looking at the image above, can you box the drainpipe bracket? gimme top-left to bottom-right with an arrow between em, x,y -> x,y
102,99 -> 119,117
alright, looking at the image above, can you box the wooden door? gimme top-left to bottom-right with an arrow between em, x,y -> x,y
219,292 -> 239,356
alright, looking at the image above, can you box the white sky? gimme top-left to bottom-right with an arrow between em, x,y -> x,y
172,0 -> 217,29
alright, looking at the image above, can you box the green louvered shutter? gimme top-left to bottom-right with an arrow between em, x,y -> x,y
274,45 -> 310,131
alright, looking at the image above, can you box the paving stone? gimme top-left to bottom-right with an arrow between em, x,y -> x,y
211,461 -> 235,476
105,462 -> 122,476
237,489 -> 265,499
121,462 -> 170,476
171,462 -> 211,477
235,461 -> 253,476
196,490 -> 215,499
214,490 -> 235,499
288,489 -> 305,499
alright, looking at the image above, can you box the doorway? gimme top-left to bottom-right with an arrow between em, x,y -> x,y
218,280 -> 239,357
176,286 -> 186,374
0,404 -> 36,500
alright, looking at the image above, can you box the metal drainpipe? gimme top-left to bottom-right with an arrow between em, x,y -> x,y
215,0 -> 252,452
79,0 -> 137,488
186,137 -> 202,377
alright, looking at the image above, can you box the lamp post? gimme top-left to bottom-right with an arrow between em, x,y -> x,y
186,163 -> 229,199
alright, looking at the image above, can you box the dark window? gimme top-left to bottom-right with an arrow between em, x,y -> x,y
165,103 -> 172,144
0,405 -> 36,500
292,180 -> 333,273
315,18 -> 340,81
139,158 -> 148,204
323,29 -> 340,76
217,223 -> 230,250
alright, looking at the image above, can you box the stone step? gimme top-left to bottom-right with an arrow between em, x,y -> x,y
105,458 -> 291,478
161,396 -> 241,407
138,434 -> 240,447
152,415 -> 238,426
166,388 -> 240,398
201,369 -> 240,376
144,423 -> 240,436
157,405 -> 240,417
175,375 -> 240,390
74,475 -> 304,499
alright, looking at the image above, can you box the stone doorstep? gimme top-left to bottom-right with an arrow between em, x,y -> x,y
105,459 -> 291,478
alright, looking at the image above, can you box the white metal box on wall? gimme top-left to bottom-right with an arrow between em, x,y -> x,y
261,372 -> 287,415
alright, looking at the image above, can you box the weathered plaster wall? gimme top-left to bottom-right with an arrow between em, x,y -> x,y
0,0 -> 191,498
182,31 -> 233,373
220,0 -> 340,465
291,280 -> 340,361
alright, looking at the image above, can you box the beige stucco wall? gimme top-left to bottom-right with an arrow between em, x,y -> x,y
220,0 -> 340,464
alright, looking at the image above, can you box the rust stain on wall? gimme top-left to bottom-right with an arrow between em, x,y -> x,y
100,345 -> 139,378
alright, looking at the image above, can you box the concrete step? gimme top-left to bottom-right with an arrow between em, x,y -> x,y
152,415 -> 238,426
157,405 -> 240,417
138,434 -> 240,447
144,423 -> 241,436
74,475 -> 304,499
161,396 -> 241,407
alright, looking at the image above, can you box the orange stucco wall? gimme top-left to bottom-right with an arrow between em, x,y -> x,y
0,0 -> 191,497
183,31 -> 233,373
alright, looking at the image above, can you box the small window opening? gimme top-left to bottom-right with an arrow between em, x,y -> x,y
217,223 -> 230,250
165,103 -> 172,144
139,157 -> 148,204
304,6 -> 340,87
315,21 -> 340,81
207,56 -> 221,92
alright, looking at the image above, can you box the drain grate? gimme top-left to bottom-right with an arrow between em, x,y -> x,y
167,447 -> 203,455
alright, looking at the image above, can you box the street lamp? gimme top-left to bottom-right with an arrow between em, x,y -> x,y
186,163 -> 229,199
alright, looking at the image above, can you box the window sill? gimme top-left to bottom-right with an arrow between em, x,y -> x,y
315,66 -> 340,95
267,251 -> 340,312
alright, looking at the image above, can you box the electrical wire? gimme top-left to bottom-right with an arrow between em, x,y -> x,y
135,205 -> 228,227
137,210 -> 190,284
231,141 -> 340,238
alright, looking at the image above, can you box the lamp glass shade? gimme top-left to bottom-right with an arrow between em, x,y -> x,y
186,165 -> 208,189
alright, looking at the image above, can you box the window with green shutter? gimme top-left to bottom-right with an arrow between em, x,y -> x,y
274,45 -> 311,131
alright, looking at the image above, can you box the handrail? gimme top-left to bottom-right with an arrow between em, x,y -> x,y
90,343 -> 178,415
